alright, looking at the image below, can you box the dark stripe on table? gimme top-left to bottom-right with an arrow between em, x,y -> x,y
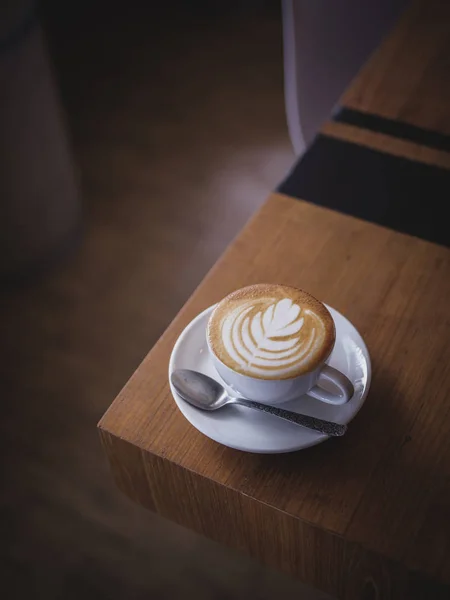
334,108 -> 450,153
278,134 -> 450,247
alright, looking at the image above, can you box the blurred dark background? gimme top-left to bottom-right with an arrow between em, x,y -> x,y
1,1 -> 339,598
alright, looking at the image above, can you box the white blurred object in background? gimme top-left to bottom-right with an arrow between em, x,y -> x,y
282,0 -> 408,155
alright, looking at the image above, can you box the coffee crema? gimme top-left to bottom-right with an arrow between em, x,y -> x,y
207,284 -> 335,380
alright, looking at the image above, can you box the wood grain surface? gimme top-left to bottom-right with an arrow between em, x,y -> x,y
341,0 -> 450,135
99,193 -> 450,599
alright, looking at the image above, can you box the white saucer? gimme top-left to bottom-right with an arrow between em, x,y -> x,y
169,304 -> 371,453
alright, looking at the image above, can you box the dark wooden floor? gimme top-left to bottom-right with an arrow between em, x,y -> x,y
1,2 -> 330,598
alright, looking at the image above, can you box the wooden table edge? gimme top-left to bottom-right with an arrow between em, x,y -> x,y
98,426 -> 450,598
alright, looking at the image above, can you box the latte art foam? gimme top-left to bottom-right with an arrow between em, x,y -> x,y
221,298 -> 325,377
208,284 -> 335,380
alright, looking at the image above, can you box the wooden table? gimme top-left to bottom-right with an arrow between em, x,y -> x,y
99,2 -> 450,598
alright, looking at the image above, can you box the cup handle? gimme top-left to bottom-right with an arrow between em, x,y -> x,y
307,364 -> 354,405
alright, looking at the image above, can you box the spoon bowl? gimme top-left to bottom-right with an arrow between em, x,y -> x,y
171,369 -> 229,410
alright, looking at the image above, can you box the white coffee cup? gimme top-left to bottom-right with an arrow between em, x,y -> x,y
207,312 -> 354,406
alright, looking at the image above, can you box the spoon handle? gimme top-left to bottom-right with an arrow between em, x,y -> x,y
233,398 -> 347,437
